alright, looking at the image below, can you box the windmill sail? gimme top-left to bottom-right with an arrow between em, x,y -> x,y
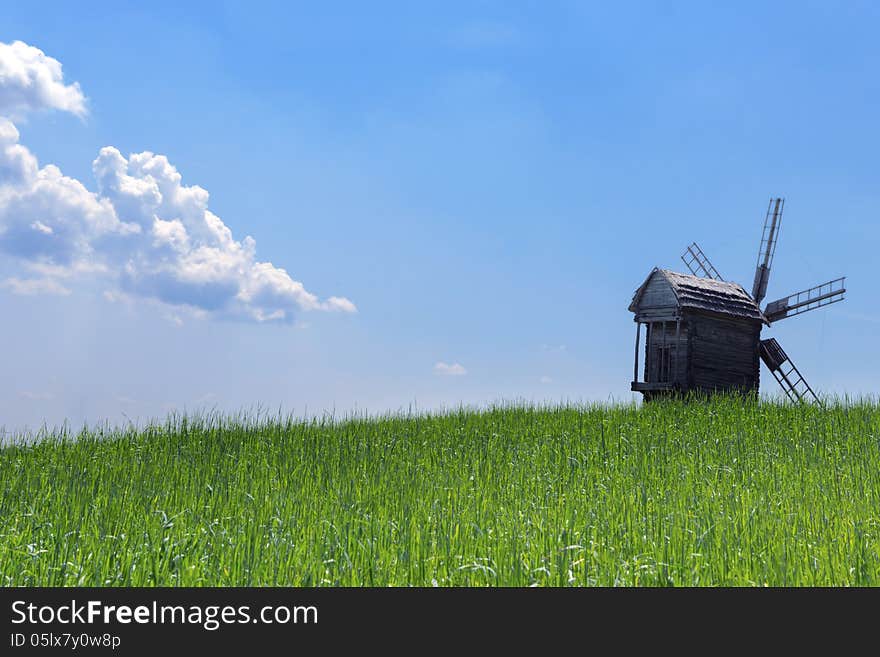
752,198 -> 783,303
759,337 -> 820,403
764,277 -> 846,323
681,242 -> 724,280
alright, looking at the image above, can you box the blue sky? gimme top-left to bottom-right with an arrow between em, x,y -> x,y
0,1 -> 877,431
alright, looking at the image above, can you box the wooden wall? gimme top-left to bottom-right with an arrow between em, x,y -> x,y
635,273 -> 677,320
685,311 -> 761,393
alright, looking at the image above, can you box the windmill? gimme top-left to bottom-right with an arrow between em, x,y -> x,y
629,198 -> 846,402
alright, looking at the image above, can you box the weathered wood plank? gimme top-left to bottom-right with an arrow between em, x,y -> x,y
637,273 -> 677,310
686,311 -> 760,392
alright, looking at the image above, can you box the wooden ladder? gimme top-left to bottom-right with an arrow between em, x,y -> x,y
759,338 -> 820,403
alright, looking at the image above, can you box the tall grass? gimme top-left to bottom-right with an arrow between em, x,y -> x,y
1,396 -> 879,586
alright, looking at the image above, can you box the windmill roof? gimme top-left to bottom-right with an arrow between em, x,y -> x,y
629,268 -> 766,322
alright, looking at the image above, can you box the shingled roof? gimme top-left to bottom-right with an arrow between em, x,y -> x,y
629,268 -> 766,321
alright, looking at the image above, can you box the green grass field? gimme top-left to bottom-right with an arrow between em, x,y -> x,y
2,397 -> 879,586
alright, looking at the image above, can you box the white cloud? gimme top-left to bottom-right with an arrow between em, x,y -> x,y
102,289 -> 129,304
449,22 -> 521,49
539,375 -> 553,384
0,41 -> 86,119
165,313 -> 184,327
1,276 -> 71,296
0,40 -> 356,324
434,361 -> 467,376
323,296 -> 357,313
193,392 -> 217,405
19,390 -> 55,401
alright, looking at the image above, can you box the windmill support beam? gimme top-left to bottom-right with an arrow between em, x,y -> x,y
661,319 -> 666,382
674,319 -> 680,385
633,321 -> 641,385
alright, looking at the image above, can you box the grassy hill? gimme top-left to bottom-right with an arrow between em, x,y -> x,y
2,397 -> 879,586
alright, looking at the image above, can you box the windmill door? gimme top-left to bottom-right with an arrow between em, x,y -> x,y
645,320 -> 683,384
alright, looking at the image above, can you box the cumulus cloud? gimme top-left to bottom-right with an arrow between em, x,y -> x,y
0,40 -> 355,323
0,41 -> 86,119
434,362 -> 467,376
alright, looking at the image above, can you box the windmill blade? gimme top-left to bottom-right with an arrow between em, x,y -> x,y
681,242 -> 724,280
759,337 -> 821,403
763,277 -> 846,323
752,198 -> 783,303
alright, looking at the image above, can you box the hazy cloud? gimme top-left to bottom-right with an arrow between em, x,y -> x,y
434,362 -> 467,376
539,375 -> 553,384
448,22 -> 522,49
19,390 -> 55,401
192,392 -> 218,405
1,276 -> 71,296
0,40 -> 356,324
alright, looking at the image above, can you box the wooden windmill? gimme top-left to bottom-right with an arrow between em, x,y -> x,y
629,198 -> 846,402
